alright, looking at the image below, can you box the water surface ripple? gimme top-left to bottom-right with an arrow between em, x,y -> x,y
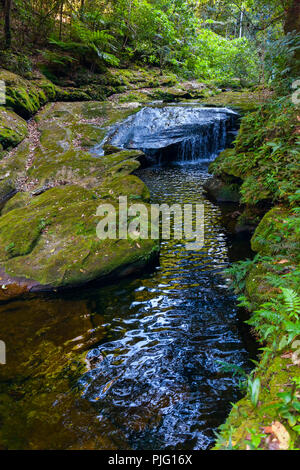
79,164 -> 251,450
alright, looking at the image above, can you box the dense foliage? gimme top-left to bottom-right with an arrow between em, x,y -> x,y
0,0 -> 296,86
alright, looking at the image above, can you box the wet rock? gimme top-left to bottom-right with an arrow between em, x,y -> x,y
104,106 -> 238,164
204,176 -> 241,203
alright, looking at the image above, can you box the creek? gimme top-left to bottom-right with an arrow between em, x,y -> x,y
0,104 -> 256,450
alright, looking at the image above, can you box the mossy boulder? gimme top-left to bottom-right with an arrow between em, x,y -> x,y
0,107 -> 28,149
98,174 -> 151,202
54,87 -> 91,102
0,100 -> 158,299
0,185 -> 159,292
32,78 -> 57,101
203,90 -> 263,113
0,69 -> 47,118
251,206 -> 300,259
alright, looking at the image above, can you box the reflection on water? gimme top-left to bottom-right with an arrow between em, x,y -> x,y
0,163 -> 254,450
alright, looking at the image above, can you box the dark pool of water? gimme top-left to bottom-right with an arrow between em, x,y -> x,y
0,163 -> 256,450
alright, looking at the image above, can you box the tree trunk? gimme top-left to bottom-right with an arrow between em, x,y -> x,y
284,0 -> 300,74
59,0 -> 64,40
284,0 -> 300,34
4,0 -> 12,49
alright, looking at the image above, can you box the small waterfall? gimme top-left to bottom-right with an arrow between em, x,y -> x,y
97,105 -> 238,164
176,119 -> 227,162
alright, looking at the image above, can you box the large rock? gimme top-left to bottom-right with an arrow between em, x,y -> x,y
0,101 -> 159,300
0,69 -> 48,118
0,107 -> 28,150
0,185 -> 158,296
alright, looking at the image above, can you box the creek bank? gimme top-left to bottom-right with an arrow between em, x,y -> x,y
207,96 -> 300,450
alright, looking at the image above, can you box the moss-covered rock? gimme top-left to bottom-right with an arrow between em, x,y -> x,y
0,178 -> 16,205
54,87 -> 91,102
98,174 -> 151,202
0,185 -> 158,291
202,89 -> 263,113
0,69 -> 47,118
1,191 -> 31,215
0,100 -> 159,298
204,175 -> 241,202
251,206 -> 300,260
32,77 -> 57,101
214,354 -> 300,450
0,107 -> 28,149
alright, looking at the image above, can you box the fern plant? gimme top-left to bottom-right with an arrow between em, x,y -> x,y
49,17 -> 120,68
247,288 -> 300,352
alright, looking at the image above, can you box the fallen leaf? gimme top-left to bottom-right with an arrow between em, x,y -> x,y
281,352 -> 293,359
263,426 -> 273,434
271,421 -> 290,450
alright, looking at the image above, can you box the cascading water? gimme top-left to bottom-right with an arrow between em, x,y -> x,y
96,105 -> 238,163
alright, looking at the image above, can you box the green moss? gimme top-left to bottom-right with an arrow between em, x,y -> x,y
0,107 -> 28,149
251,207 -> 300,259
203,90 -> 262,113
98,174 -> 150,202
0,69 -> 48,118
1,192 -> 31,215
54,87 -> 91,102
0,184 -> 158,288
214,355 -> 300,450
32,78 -> 57,101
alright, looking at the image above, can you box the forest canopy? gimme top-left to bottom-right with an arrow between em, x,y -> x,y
0,1 -> 298,88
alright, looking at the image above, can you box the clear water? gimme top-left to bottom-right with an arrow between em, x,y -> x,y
0,162 -> 255,450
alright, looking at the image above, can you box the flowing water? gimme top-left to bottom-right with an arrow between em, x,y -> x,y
0,105 -> 255,450
98,105 -> 238,163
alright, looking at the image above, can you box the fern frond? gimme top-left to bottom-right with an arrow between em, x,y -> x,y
281,288 -> 300,317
